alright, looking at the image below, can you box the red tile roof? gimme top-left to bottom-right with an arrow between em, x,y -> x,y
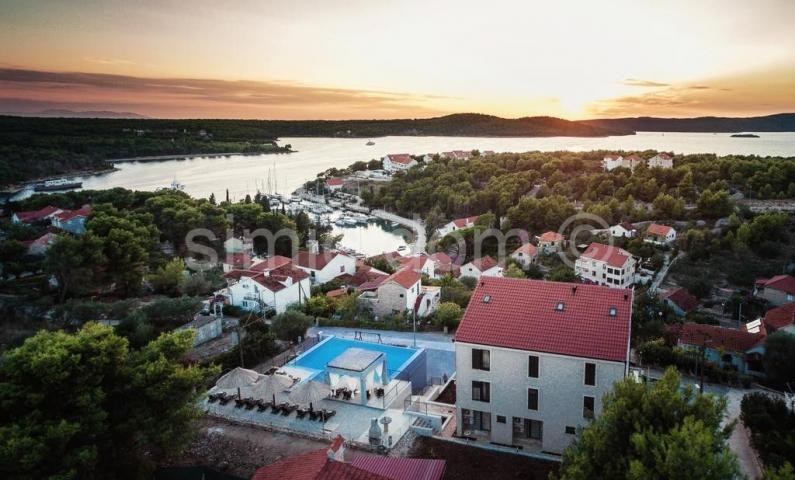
580,243 -> 633,268
764,303 -> 795,332
397,255 -> 430,272
656,153 -> 672,160
250,255 -> 293,272
455,277 -> 633,362
326,177 -> 344,186
662,288 -> 699,313
251,449 -> 389,480
675,322 -> 766,353
759,275 -> 795,295
429,252 -> 452,265
451,215 -> 479,228
538,231 -> 564,243
647,223 -> 673,237
225,252 -> 253,268
512,243 -> 537,257
351,456 -> 446,480
53,204 -> 91,222
604,154 -> 622,160
624,154 -> 643,161
296,251 -> 344,270
619,222 -> 636,232
386,154 -> 414,165
14,205 -> 60,223
270,264 -> 310,282
383,267 -> 421,289
469,255 -> 499,272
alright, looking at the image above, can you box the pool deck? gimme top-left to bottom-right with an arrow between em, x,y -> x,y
203,394 -> 414,448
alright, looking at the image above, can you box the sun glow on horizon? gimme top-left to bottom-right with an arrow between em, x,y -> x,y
0,0 -> 793,119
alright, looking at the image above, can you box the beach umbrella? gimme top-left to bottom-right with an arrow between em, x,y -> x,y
247,373 -> 293,403
289,380 -> 330,410
215,367 -> 259,392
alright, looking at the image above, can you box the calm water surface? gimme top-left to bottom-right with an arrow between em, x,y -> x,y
18,132 -> 795,255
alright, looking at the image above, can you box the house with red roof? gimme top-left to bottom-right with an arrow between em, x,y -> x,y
754,274 -> 795,306
511,243 -> 538,268
218,264 -> 311,314
644,223 -> 677,245
763,302 -> 795,334
574,243 -> 637,288
459,255 -> 503,280
326,177 -> 344,192
23,232 -> 58,256
437,215 -> 479,237
661,287 -> 699,316
602,154 -> 624,171
11,205 -> 62,224
382,154 -> 418,173
251,436 -> 445,480
358,267 -> 430,318
428,252 -> 460,277
294,250 -> 356,284
396,254 -> 435,278
648,152 -> 674,169
50,204 -> 92,235
441,150 -> 472,161
672,322 -> 766,376
609,222 -> 638,239
537,231 -> 565,253
454,277 -> 632,453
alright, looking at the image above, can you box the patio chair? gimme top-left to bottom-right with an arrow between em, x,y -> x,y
281,404 -> 298,416
256,400 -> 271,412
309,410 -> 319,421
218,393 -> 233,405
296,408 -> 308,419
343,390 -> 352,401
375,388 -> 384,398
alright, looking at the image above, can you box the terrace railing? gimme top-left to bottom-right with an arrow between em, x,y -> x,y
255,335 -> 320,373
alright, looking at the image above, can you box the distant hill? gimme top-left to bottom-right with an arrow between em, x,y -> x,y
6,109 -> 149,119
582,113 -> 795,133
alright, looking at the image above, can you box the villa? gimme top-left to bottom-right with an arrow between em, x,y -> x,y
358,268 -> 425,318
754,274 -> 795,306
648,153 -> 674,169
454,277 -> 632,454
326,177 -> 344,191
575,242 -> 636,289
672,322 -> 766,376
382,154 -> 418,172
609,222 -> 637,238
218,265 -> 311,313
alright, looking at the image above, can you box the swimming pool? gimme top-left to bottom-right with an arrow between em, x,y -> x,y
291,337 -> 419,377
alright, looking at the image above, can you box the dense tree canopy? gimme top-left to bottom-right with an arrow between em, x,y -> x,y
0,323 -> 218,479
557,368 -> 739,480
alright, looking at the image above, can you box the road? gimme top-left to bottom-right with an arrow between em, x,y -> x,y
649,251 -> 683,294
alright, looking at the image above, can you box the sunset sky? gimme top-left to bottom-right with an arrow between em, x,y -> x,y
1,0 -> 794,119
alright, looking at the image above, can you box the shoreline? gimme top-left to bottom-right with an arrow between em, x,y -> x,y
106,149 -> 292,164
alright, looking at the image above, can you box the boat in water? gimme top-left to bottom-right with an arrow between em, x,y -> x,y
34,178 -> 82,192
366,140 -> 375,146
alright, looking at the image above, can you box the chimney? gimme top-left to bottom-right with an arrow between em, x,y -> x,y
624,293 -> 629,302
327,435 -> 345,461
307,239 -> 320,254
571,286 -> 577,296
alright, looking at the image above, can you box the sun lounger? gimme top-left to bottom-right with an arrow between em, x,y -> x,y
218,393 -> 233,405
234,398 -> 247,408
281,404 -> 297,416
208,393 -> 220,403
309,410 -> 319,421
296,408 -> 308,419
256,400 -> 272,412
272,402 -> 288,414
244,398 -> 257,409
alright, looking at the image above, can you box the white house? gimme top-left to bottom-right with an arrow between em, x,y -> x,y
644,223 -> 677,245
647,153 -> 674,169
177,315 -> 223,346
574,242 -> 637,289
219,265 -> 311,314
460,256 -> 503,279
511,244 -> 538,268
602,154 -> 624,171
441,150 -> 472,160
609,222 -> 638,238
294,251 -> 356,284
11,205 -> 61,224
454,277 -> 632,454
437,215 -> 479,237
382,154 -> 418,172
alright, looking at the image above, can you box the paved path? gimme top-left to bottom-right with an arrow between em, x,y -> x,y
649,251 -> 683,294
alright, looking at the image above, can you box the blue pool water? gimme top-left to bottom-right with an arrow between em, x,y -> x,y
290,337 -> 418,377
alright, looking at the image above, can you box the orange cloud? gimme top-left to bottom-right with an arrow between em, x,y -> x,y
0,68 -> 448,119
